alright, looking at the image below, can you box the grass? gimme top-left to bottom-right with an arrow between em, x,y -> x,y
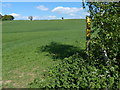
2,19 -> 86,88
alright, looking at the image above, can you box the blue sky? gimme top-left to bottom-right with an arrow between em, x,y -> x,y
1,2 -> 89,20
2,0 -> 83,2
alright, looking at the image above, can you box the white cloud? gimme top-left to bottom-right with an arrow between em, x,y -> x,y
36,5 -> 48,11
69,13 -> 76,16
52,6 -> 83,15
9,13 -> 21,17
33,16 -> 40,20
47,16 -> 56,19
33,15 -> 57,20
51,6 -> 89,19
9,13 -> 28,20
18,16 -> 28,20
83,12 -> 90,16
65,14 -> 83,19
8,14 -> 57,20
71,16 -> 83,19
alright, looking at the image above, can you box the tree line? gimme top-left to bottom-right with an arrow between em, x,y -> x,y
0,14 -> 14,21
0,14 -> 64,21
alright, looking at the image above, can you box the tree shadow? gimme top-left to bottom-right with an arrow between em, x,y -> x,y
37,42 -> 87,60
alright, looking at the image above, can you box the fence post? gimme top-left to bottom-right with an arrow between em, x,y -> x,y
86,16 -> 91,57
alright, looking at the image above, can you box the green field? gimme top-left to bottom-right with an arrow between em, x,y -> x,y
2,19 -> 86,88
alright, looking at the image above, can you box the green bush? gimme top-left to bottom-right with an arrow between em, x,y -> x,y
2,15 -> 14,21
88,2 -> 120,66
29,54 -> 119,89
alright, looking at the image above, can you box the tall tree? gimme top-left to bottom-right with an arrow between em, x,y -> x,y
0,14 -> 2,19
2,15 -> 14,21
84,2 -> 120,66
28,16 -> 33,21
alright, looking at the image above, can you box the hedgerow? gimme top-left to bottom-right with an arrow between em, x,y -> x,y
28,53 -> 119,89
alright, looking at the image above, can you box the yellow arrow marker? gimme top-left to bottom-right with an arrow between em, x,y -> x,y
87,17 -> 91,23
87,29 -> 90,37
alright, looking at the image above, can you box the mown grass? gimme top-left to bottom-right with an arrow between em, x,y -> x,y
2,19 -> 86,88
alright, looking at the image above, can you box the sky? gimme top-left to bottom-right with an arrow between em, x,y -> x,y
2,0 -> 83,2
1,2 -> 90,20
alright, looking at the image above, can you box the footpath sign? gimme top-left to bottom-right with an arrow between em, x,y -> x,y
86,16 -> 91,53
86,16 -> 91,40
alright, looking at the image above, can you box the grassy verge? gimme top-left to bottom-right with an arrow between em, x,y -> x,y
2,19 -> 86,88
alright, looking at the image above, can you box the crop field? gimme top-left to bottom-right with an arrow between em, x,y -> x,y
2,19 -> 86,88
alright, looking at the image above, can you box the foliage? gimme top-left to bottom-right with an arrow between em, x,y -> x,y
28,16 -> 33,21
2,15 -> 14,21
29,54 -> 119,89
0,14 -> 2,20
86,2 -> 120,66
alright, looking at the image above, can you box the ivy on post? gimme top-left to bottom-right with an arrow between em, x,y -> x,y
86,16 -> 91,57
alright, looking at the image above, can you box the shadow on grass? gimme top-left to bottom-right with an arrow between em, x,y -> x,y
37,42 -> 87,60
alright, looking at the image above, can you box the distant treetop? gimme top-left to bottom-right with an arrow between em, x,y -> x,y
1,14 -> 14,21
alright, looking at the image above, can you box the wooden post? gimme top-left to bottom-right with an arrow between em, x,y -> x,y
86,16 -> 91,56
